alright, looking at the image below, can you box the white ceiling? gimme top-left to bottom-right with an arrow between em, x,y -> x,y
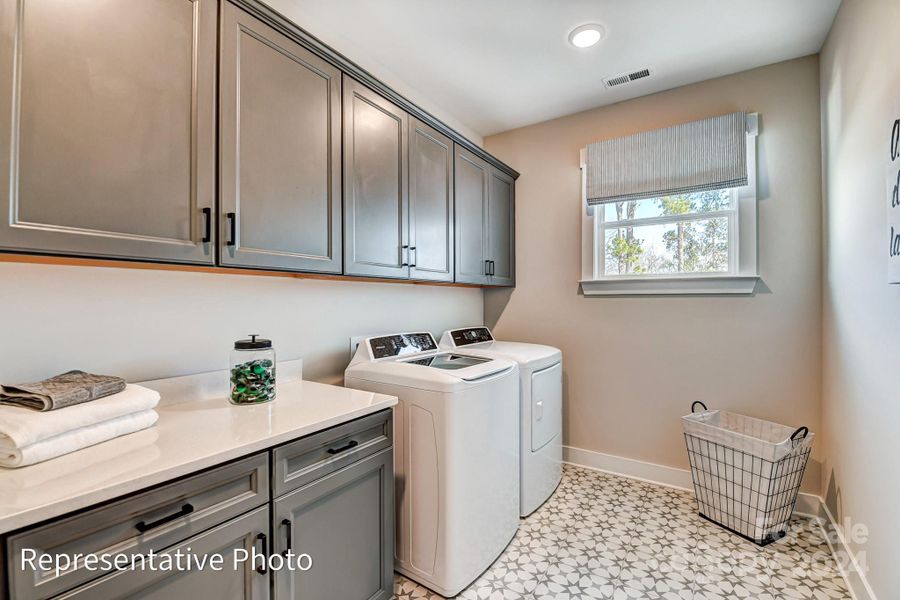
268,0 -> 841,138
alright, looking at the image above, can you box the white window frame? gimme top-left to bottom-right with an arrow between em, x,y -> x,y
580,113 -> 760,296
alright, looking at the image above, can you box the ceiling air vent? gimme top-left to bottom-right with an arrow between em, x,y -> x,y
603,67 -> 654,89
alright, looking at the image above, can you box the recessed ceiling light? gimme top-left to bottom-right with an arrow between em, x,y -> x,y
568,24 -> 605,48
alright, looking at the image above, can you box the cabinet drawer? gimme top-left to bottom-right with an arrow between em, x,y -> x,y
54,507 -> 270,600
7,453 -> 268,600
273,410 -> 392,497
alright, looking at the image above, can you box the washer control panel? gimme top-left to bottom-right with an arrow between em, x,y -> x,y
450,327 -> 494,347
369,332 -> 438,359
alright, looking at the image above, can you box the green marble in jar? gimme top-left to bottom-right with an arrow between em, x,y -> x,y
230,359 -> 276,404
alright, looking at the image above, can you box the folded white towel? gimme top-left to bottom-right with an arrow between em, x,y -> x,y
0,384 -> 159,450
0,409 -> 159,468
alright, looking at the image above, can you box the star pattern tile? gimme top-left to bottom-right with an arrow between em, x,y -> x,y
392,464 -> 852,600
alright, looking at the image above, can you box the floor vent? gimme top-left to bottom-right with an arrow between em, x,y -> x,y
603,67 -> 654,89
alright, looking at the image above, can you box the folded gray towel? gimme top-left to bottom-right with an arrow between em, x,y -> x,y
0,371 -> 127,411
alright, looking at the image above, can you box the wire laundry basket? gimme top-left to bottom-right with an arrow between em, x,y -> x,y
682,401 -> 813,545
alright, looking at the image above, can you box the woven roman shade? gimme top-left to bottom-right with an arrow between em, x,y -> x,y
585,112 -> 749,205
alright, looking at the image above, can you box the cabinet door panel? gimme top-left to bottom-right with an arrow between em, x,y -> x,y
454,146 -> 489,284
274,449 -> 393,600
56,508 -> 269,600
409,118 -> 454,282
343,77 -> 409,278
487,169 -> 515,286
0,0 -> 216,263
220,3 -> 341,272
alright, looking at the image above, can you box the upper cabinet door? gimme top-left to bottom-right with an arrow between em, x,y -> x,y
219,3 -> 342,273
0,0 -> 216,264
409,118 -> 454,282
487,168 -> 515,286
343,77 -> 409,278
454,146 -> 489,285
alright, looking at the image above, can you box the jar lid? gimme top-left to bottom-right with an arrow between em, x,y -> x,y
234,334 -> 272,350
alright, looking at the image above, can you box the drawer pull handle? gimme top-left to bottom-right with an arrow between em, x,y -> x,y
135,503 -> 194,533
256,533 -> 268,574
326,440 -> 359,455
281,519 -> 293,558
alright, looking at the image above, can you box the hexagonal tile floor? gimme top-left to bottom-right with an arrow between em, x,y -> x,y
392,464 -> 851,600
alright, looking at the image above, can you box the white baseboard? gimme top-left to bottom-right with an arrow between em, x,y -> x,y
563,445 -> 877,600
819,502 -> 878,600
564,445 -> 694,491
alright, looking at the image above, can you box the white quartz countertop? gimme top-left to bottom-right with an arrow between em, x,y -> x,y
0,374 -> 396,535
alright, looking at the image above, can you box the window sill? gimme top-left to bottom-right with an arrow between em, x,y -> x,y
580,274 -> 760,296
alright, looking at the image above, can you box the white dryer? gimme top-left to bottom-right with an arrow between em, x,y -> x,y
345,332 -> 519,597
441,327 -> 562,517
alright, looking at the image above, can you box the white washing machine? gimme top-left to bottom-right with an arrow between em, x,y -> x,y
440,327 -> 562,517
344,332 -> 520,597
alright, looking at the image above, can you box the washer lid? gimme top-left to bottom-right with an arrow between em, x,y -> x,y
440,329 -> 561,370
345,353 -> 517,393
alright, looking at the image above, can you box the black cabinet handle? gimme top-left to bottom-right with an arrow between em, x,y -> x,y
409,246 -> 416,268
201,207 -> 212,244
326,439 -> 358,455
135,503 -> 194,533
226,212 -> 236,247
401,245 -> 409,267
255,533 -> 268,574
281,518 -> 293,558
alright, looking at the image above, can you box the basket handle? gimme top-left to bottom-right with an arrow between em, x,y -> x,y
790,426 -> 809,443
691,401 -> 708,413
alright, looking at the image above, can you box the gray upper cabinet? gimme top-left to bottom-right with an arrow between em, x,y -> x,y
0,0 -> 217,264
409,118 -> 454,282
454,146 -> 515,286
274,449 -> 394,600
343,76 -> 410,278
454,146 -> 490,285
219,2 -> 342,273
487,168 -> 516,286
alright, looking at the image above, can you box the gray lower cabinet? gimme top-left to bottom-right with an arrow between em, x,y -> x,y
4,414 -> 394,600
56,507 -> 270,600
409,118 -> 455,282
343,76 -> 410,278
0,0 -> 217,264
453,145 -> 515,286
273,449 -> 394,600
219,2 -> 342,273
7,453 -> 269,600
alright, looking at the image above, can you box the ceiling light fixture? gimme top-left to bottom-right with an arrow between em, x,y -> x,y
568,24 -> 605,48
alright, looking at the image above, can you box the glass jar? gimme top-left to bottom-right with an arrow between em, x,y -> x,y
229,335 -> 276,405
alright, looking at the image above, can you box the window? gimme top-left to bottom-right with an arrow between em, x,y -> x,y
597,188 -> 738,277
580,113 -> 760,295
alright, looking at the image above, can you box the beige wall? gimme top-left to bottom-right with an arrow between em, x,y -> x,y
820,0 -> 900,597
484,56 -> 824,493
0,263 -> 482,385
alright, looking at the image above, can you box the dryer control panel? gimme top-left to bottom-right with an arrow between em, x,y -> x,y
369,332 -> 438,359
450,327 -> 494,347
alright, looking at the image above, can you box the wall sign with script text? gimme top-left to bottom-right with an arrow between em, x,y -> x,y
888,115 -> 900,283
